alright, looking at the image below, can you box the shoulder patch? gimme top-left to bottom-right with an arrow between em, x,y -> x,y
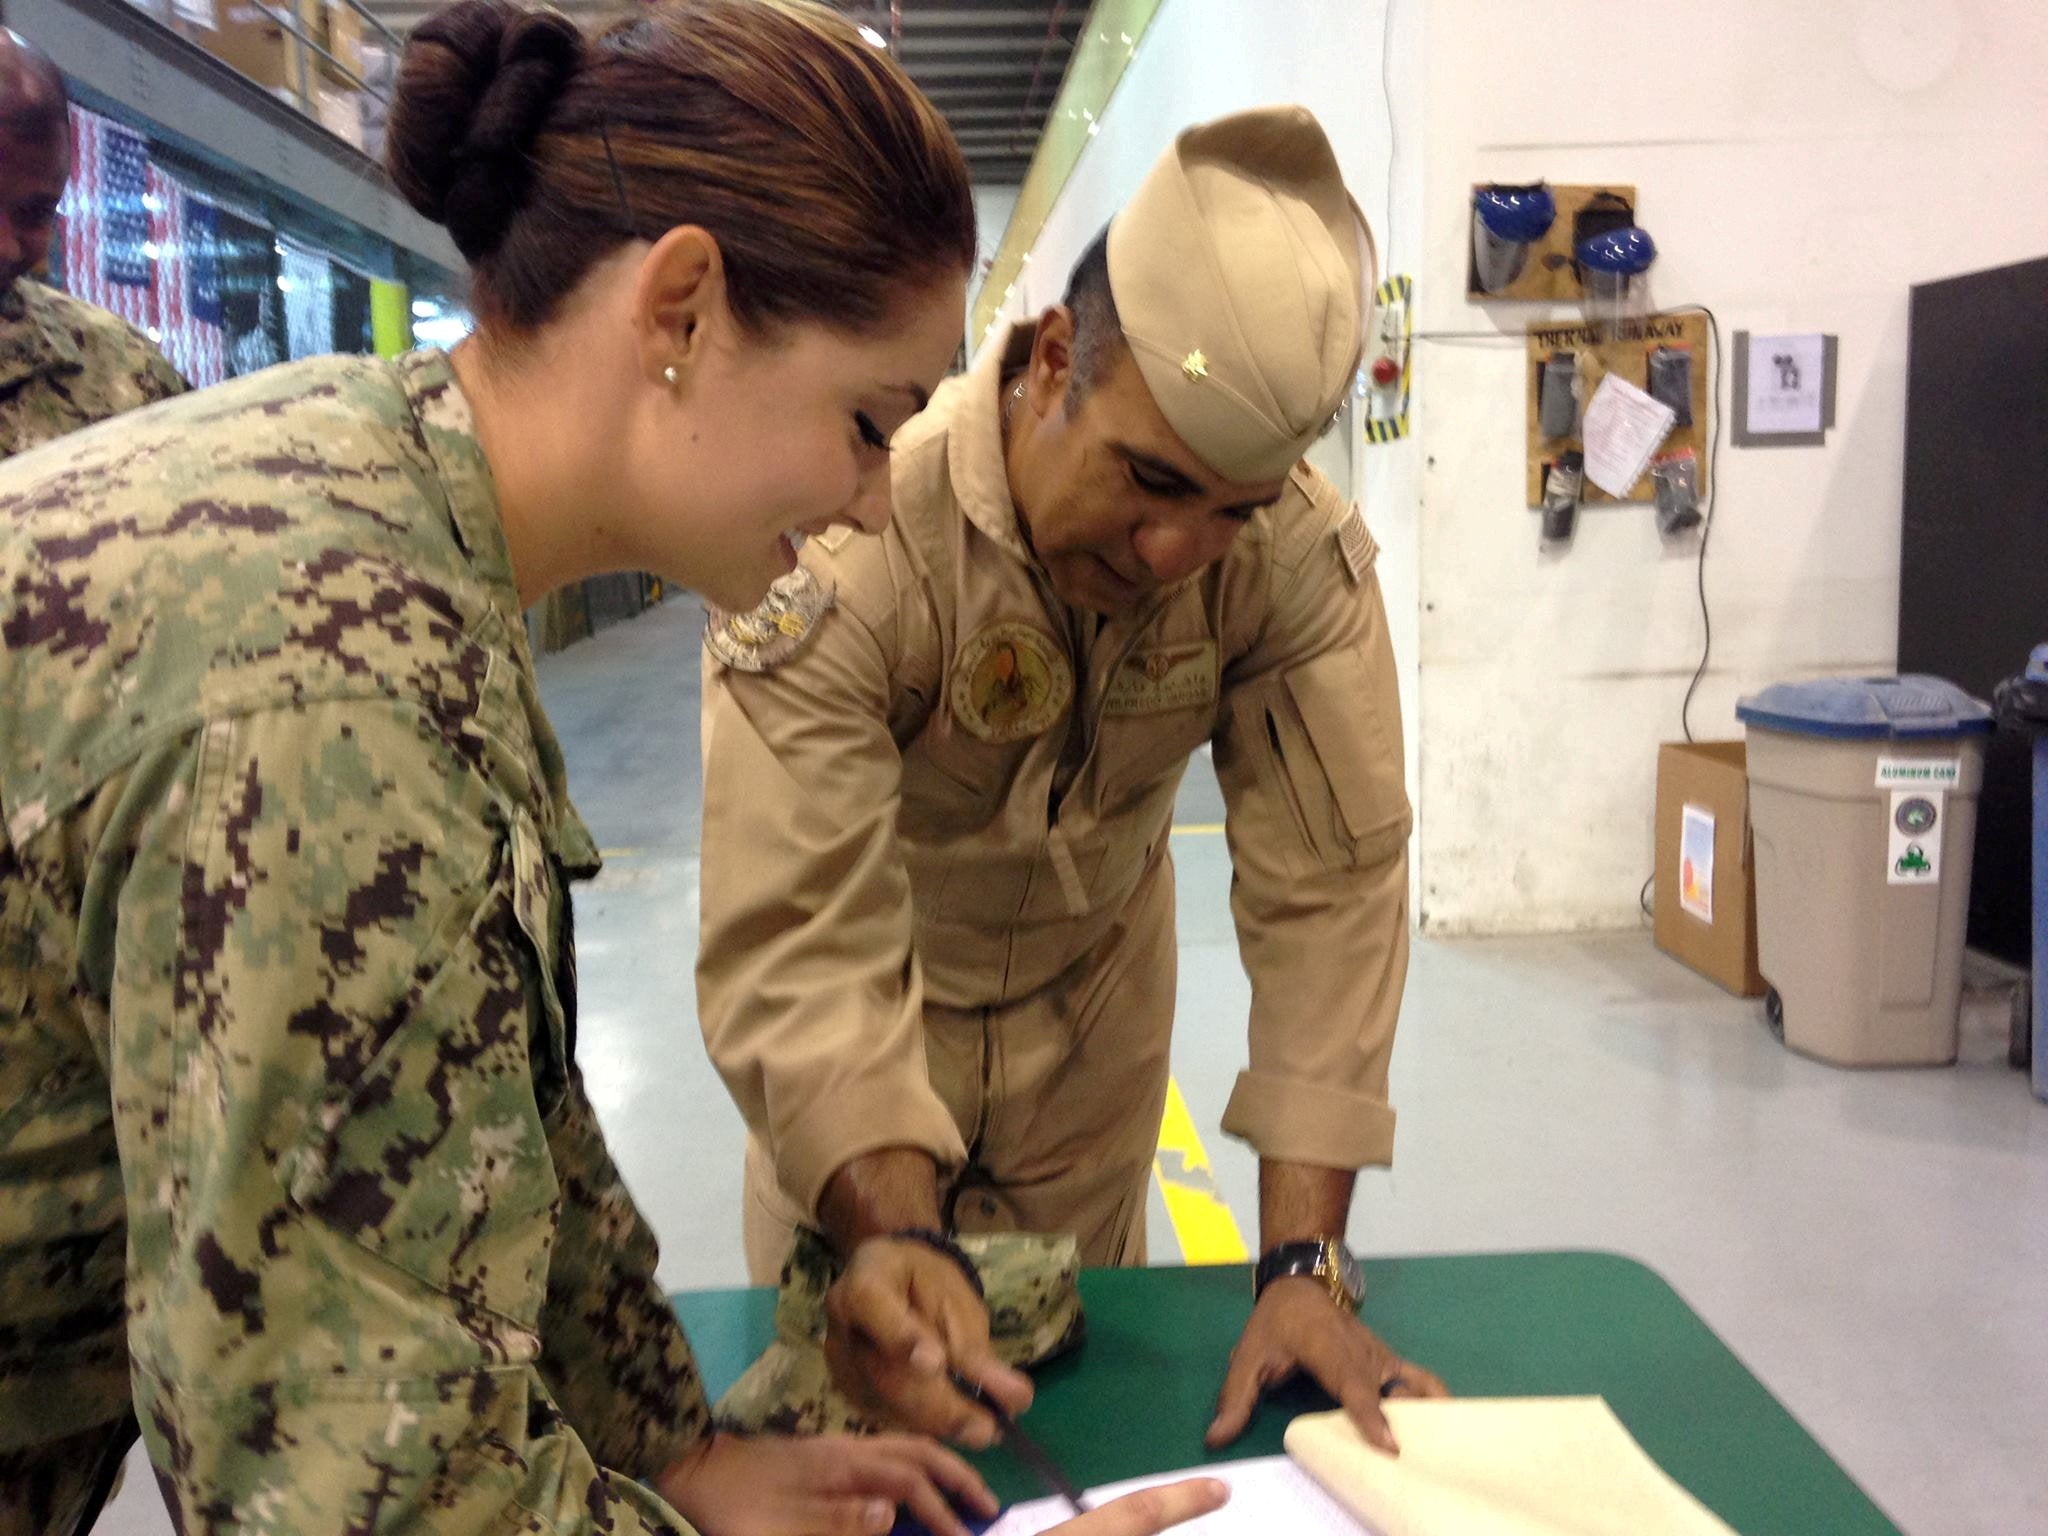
705,565 -> 835,673
1335,503 -> 1373,586
950,622 -> 1072,743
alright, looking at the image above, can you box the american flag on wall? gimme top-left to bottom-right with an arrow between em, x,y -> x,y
59,106 -> 228,386
61,106 -> 158,333
153,177 -> 228,387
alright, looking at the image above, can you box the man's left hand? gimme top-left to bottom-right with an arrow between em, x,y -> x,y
1205,1277 -> 1448,1452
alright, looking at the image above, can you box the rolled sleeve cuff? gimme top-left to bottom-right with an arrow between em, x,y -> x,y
1220,1070 -> 1397,1169
783,1089 -> 970,1222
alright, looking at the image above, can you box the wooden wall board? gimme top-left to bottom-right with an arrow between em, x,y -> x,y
1469,183 -> 1637,302
1524,311 -> 1711,506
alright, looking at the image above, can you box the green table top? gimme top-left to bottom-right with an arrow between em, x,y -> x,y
674,1251 -> 1899,1535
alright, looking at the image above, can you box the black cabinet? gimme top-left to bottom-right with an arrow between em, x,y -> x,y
1899,254 -> 2048,964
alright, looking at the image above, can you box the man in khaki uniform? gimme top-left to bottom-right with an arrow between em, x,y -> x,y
0,30 -> 185,462
698,107 -> 1444,1453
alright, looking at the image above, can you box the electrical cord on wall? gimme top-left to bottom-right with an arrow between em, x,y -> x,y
1413,304 -> 1724,746
1652,303 -> 1724,917
1665,304 -> 1725,745
1409,304 -> 1726,918
1381,0 -> 1399,259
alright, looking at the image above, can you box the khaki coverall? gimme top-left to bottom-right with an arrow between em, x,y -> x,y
698,324 -> 1412,1281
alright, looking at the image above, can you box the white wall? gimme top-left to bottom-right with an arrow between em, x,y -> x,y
1000,0 -> 1428,900
965,184 -> 1021,333
1004,0 -> 2048,936
1412,0 -> 2048,934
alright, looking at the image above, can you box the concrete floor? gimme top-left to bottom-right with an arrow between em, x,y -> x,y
97,594 -> 2047,1536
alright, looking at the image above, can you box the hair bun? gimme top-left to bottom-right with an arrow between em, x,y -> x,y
387,0 -> 584,261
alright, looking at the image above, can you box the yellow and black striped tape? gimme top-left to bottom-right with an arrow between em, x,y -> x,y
1364,274 -> 1414,444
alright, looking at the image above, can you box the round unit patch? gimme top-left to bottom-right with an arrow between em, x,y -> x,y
950,622 -> 1073,743
704,566 -> 834,673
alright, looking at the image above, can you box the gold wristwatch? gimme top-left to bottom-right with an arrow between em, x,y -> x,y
1254,1237 -> 1364,1311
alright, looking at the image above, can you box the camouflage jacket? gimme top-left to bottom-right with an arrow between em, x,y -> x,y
0,275 -> 186,462
0,350 -> 707,1533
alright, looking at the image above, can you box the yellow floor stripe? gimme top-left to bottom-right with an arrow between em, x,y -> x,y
1152,1077 -> 1250,1265
1171,822 -> 1225,837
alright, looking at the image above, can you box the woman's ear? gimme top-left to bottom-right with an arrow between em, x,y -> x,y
634,225 -> 727,389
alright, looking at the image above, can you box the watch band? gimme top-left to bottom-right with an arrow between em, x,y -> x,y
1255,1237 -> 1364,1311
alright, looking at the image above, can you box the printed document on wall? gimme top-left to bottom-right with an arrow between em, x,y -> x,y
1744,333 -> 1826,434
1580,373 -> 1677,497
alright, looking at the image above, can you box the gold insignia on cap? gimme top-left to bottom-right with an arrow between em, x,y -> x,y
1107,107 -> 1373,482
704,565 -> 834,673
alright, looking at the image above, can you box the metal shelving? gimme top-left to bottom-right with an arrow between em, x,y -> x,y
1,0 -> 460,271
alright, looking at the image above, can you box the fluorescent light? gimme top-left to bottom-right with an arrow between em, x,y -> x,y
413,315 -> 473,347
857,23 -> 886,48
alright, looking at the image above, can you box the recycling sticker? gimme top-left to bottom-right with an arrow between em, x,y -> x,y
1888,790 -> 1943,886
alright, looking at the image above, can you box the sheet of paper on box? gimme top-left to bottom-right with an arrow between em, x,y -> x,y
1580,373 -> 1677,498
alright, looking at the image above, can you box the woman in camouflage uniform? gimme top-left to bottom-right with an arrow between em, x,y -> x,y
0,2 -> 1225,1534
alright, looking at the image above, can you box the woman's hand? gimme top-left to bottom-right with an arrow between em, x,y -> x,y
655,1430 -> 998,1536
1049,1479 -> 1231,1534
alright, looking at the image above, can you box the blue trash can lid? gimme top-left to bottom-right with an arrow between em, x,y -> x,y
1736,675 -> 1994,739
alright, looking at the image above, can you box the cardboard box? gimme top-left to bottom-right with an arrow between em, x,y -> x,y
1654,740 -> 1766,997
321,0 -> 366,86
192,0 -> 364,99
313,82 -> 364,152
198,0 -> 309,94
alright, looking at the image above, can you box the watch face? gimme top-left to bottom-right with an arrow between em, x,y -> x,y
1333,1243 -> 1364,1305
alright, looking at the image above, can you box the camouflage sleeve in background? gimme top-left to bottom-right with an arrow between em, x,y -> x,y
97,697 -> 705,1534
0,279 -> 187,462
132,339 -> 185,407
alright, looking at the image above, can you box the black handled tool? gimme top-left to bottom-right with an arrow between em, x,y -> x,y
951,1375 -> 1087,1517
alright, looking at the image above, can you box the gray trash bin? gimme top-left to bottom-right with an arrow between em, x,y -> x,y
1736,676 -> 1993,1066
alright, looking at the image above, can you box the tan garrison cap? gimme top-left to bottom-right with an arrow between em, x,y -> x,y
1107,106 -> 1376,484
715,1228 -> 1087,1436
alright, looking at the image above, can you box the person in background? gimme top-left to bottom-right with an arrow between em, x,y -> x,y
697,107 -> 1447,1459
0,3 -> 1222,1534
0,27 -> 184,461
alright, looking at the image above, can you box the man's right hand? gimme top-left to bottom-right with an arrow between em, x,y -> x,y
1050,1480 -> 1231,1534
823,1235 -> 1033,1446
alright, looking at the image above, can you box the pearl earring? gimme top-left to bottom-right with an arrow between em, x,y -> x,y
663,365 -> 679,387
